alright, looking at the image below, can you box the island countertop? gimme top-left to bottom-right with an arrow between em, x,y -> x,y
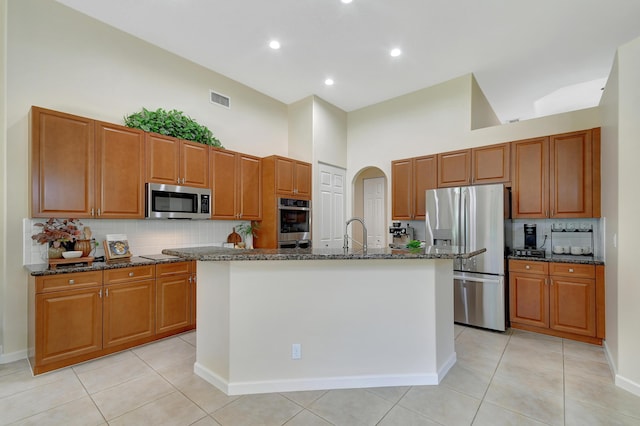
162,246 -> 486,261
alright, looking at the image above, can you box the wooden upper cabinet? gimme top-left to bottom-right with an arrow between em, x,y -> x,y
210,148 -> 237,219
31,107 -> 145,219
145,133 -> 209,188
472,143 -> 510,184
264,155 -> 311,199
180,140 -> 209,188
145,133 -> 180,185
238,153 -> 262,220
391,155 -> 437,220
95,122 -> 145,218
391,159 -> 413,220
549,129 -> 594,218
511,129 -> 600,219
31,106 -> 95,218
437,149 -> 471,187
511,137 -> 549,218
210,148 -> 262,220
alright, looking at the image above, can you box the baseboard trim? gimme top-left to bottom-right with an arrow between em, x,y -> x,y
603,340 -> 640,398
0,349 -> 27,365
194,362 -> 441,396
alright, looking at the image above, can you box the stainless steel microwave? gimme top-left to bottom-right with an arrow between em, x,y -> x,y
146,183 -> 211,219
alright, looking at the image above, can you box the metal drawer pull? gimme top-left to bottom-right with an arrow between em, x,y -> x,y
68,279 -> 75,284
525,265 -> 530,270
129,272 -> 134,277
569,268 -> 574,273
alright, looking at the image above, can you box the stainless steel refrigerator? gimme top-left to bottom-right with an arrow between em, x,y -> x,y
425,183 -> 507,331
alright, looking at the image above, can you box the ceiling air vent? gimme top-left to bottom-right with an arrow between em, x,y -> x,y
210,90 -> 231,109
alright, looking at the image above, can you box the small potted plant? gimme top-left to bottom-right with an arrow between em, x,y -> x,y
235,221 -> 260,249
31,218 -> 84,258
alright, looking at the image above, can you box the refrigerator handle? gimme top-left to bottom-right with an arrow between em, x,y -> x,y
462,190 -> 467,251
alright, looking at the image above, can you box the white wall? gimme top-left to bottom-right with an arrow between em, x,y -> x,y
0,0 -> 8,357
287,97 -> 313,162
1,0 -> 289,360
602,36 -> 640,395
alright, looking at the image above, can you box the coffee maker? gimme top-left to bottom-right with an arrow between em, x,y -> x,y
389,222 -> 414,248
524,224 -> 537,249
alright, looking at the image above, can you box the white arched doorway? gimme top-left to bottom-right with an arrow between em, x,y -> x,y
352,167 -> 388,249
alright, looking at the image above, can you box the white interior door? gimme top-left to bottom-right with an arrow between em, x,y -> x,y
364,177 -> 385,248
317,163 -> 346,248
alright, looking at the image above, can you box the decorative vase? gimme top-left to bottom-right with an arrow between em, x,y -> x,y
48,242 -> 66,259
74,239 -> 92,257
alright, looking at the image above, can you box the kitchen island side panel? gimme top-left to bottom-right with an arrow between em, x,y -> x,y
194,258 -> 455,395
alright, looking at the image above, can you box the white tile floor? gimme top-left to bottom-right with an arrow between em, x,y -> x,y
1,326 -> 639,425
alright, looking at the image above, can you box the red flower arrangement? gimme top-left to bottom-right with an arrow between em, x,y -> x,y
31,218 -> 83,246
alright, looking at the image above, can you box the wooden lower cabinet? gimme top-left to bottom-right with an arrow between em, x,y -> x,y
509,259 -> 603,344
156,261 -> 196,336
29,261 -> 196,375
103,280 -> 155,349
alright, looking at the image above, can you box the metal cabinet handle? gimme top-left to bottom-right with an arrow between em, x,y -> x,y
106,288 -> 109,297
97,208 -> 101,216
569,268 -> 574,273
99,289 -> 102,298
188,276 -> 192,283
129,272 -> 134,277
69,279 -> 75,284
525,265 -> 530,270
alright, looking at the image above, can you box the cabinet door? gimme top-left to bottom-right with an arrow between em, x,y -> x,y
549,130 -> 593,218
36,287 -> 102,366
103,280 -> 155,348
294,161 -> 312,199
509,272 -> 549,328
511,137 -> 549,218
145,133 -> 180,185
437,149 -> 471,188
549,276 -> 596,336
181,140 -> 209,188
211,149 -> 238,219
391,159 -> 413,220
275,157 -> 295,195
31,106 -> 95,218
472,143 -> 510,184
238,153 -> 262,220
96,122 -> 145,218
156,275 -> 191,334
413,155 -> 437,219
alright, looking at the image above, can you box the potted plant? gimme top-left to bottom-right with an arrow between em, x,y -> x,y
31,218 -> 84,258
235,221 -> 260,249
124,107 -> 223,147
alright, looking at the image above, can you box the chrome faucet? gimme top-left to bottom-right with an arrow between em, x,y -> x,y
344,217 -> 368,253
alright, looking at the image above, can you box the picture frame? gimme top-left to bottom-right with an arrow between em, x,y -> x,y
103,234 -> 132,261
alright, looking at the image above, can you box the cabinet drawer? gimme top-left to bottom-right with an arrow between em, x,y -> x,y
104,265 -> 155,284
549,262 -> 595,279
509,259 -> 549,275
36,271 -> 103,294
157,261 -> 192,277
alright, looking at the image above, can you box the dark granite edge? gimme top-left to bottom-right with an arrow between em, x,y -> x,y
161,247 -> 486,262
25,256 -> 188,276
508,255 -> 604,266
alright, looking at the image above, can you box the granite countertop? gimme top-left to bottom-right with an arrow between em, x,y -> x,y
508,254 -> 604,265
161,246 -> 487,261
26,254 -> 187,276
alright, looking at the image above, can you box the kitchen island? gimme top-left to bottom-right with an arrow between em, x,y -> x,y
163,246 -> 485,395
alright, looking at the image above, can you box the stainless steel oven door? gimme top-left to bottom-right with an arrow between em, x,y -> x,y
453,272 -> 505,331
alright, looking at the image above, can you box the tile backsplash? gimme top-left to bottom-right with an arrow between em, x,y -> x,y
24,218 -> 250,265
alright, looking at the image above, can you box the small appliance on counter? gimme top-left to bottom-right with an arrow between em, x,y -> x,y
524,224 -> 537,249
389,222 -> 414,248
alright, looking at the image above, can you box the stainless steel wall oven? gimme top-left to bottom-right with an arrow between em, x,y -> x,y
278,198 -> 311,248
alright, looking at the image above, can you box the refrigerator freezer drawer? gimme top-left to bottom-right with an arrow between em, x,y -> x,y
453,273 -> 506,331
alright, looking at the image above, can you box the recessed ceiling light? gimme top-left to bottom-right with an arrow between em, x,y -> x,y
390,48 -> 402,57
269,40 -> 281,50
325,78 -> 334,86
341,0 -> 353,4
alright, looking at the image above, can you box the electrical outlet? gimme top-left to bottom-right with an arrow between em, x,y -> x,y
291,343 -> 301,360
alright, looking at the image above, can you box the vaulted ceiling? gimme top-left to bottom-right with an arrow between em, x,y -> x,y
56,0 -> 640,122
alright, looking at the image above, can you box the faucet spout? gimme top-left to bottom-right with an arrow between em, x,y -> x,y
344,217 -> 368,253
